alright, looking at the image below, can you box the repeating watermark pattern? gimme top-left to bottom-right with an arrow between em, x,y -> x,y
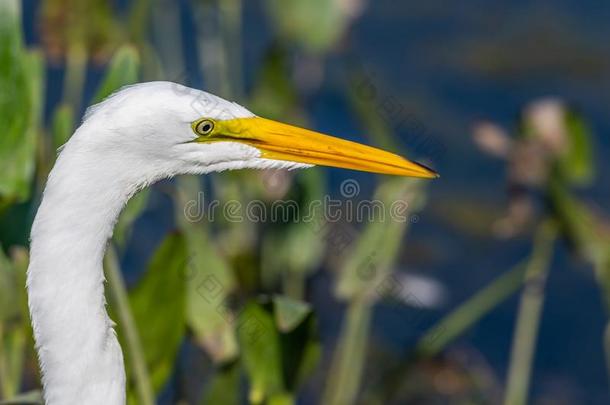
182,251 -> 442,347
180,202 -> 446,348
168,60 -> 446,166
355,253 -> 445,345
351,63 -> 447,163
168,68 -> 441,344
158,10 -> 449,356
182,254 -> 268,345
166,71 -> 251,142
183,179 -> 413,225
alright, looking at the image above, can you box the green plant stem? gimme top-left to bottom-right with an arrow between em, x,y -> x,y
62,42 -> 87,113
9,249 -> 29,399
283,271 -> 305,301
588,244 -> 610,383
0,249 -> 30,400
416,261 -> 529,358
0,327 -> 26,400
219,0 -> 243,100
367,261 -> 528,405
322,297 -> 372,405
128,0 -> 151,45
0,323 -> 8,399
504,221 -> 557,405
196,2 -> 229,97
104,246 -> 155,405
591,257 -> 610,386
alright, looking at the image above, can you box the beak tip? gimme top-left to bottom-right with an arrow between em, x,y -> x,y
413,161 -> 440,179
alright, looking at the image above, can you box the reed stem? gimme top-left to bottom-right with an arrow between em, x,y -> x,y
104,246 -> 155,405
504,221 -> 557,405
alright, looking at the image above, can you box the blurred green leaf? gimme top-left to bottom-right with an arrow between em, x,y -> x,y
556,109 -> 594,186
238,302 -> 287,404
184,225 -> 239,363
292,330 -> 321,389
125,233 -> 187,394
200,362 -> 241,405
176,176 -> 238,363
278,310 -> 321,393
0,1 -> 41,205
548,179 -> 599,262
201,363 -> 241,405
273,295 -> 311,333
94,45 -> 141,103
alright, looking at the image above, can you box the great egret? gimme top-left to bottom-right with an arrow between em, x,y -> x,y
26,81 -> 437,404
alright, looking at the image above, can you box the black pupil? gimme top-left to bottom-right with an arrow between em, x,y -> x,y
200,122 -> 212,133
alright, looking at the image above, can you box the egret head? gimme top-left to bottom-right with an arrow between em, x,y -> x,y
75,81 -> 438,182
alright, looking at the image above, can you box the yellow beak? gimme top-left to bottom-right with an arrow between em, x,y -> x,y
212,117 -> 439,178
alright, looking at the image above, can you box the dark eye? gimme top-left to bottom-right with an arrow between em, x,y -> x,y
195,120 -> 215,136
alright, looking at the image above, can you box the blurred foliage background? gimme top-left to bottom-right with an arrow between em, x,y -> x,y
1,0 -> 610,404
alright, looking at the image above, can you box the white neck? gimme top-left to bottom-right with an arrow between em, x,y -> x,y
27,139 -> 138,405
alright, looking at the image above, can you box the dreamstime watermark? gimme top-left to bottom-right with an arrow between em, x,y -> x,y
183,179 -> 414,224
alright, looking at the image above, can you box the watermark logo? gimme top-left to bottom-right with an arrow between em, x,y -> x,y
340,179 -> 360,198
182,178 -> 413,225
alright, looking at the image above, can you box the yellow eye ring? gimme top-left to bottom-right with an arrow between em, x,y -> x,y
194,119 -> 215,136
